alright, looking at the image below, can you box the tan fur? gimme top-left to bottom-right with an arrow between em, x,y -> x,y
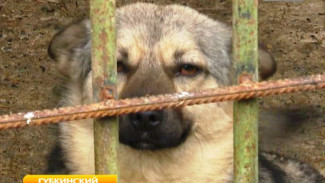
117,29 -> 148,67
155,31 -> 205,68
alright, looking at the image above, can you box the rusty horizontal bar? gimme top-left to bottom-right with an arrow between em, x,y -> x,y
0,74 -> 325,130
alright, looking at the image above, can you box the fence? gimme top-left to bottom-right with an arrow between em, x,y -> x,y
90,0 -> 118,176
233,0 -> 258,182
0,0 -> 324,183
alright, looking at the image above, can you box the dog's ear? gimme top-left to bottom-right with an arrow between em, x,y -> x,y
48,19 -> 91,80
258,43 -> 277,80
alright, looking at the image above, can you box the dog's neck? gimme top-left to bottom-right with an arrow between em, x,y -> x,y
119,119 -> 234,183
63,118 -> 234,183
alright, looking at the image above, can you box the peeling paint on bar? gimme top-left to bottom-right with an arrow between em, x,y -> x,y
233,0 -> 259,182
90,0 -> 118,178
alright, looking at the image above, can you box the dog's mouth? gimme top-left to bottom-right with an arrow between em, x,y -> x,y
120,124 -> 192,150
127,132 -> 159,150
132,142 -> 156,150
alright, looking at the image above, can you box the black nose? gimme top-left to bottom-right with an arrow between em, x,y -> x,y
129,111 -> 162,131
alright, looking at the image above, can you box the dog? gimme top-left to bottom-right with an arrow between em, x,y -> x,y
47,3 -> 325,182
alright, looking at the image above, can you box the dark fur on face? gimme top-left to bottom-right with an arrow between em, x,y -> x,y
118,63 -> 192,150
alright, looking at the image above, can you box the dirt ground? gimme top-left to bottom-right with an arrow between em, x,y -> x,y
0,0 -> 324,182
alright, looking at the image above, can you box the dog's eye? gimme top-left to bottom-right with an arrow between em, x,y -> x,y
178,64 -> 201,77
117,61 -> 128,73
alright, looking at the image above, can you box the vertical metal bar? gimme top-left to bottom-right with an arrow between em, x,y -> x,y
233,0 -> 259,182
90,0 -> 118,177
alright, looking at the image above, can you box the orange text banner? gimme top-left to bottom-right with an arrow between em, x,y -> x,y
23,175 -> 117,183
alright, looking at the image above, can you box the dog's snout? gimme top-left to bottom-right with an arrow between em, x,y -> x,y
129,111 -> 162,131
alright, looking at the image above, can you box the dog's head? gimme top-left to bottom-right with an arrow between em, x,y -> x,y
49,3 -> 276,151
116,4 -> 234,150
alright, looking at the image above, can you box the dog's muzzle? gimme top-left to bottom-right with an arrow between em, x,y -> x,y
119,109 -> 191,150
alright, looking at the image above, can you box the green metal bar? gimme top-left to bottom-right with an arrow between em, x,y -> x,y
232,0 -> 259,182
90,0 -> 118,177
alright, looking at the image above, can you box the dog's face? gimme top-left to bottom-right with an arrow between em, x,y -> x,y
48,3 -> 275,151
116,4 -> 234,150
